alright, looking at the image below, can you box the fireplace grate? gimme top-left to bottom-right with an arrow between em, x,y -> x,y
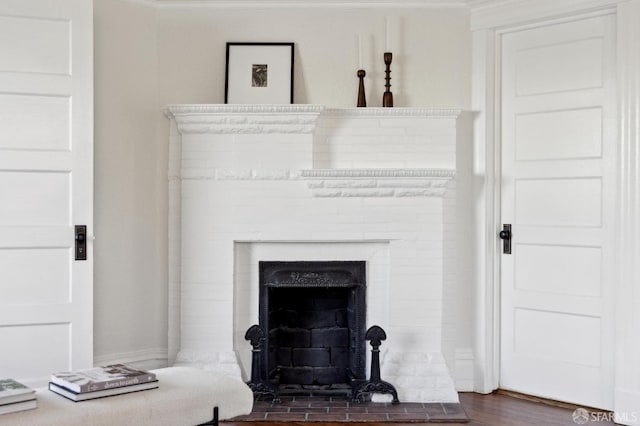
258,261 -> 366,396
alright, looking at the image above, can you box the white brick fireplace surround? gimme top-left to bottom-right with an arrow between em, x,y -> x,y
165,105 -> 460,403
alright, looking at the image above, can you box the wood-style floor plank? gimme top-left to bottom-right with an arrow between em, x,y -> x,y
221,391 -> 618,426
459,392 -> 615,425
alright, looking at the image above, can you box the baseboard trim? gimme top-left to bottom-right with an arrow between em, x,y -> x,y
454,348 -> 475,392
497,389 -> 611,413
93,348 -> 169,370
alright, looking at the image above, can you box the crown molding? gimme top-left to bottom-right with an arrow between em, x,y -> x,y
469,0 -> 619,30
150,0 -> 469,8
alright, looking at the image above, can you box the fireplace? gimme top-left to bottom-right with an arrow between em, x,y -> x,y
259,261 -> 366,394
166,105 -> 463,403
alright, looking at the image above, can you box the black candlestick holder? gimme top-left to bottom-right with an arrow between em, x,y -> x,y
383,52 -> 393,107
357,69 -> 367,107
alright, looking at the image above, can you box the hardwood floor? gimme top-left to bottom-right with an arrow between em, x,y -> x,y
459,391 -> 616,425
221,391 -> 618,426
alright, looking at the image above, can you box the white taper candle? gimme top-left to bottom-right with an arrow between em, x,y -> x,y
358,35 -> 363,69
385,16 -> 391,52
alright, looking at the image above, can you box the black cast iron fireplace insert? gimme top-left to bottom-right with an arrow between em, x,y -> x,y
258,261 -> 367,396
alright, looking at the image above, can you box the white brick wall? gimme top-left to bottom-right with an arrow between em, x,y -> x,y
166,105 -> 463,402
314,108 -> 457,169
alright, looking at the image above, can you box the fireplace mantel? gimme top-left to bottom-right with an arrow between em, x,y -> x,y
165,105 -> 461,135
166,104 -> 461,403
165,104 -> 462,126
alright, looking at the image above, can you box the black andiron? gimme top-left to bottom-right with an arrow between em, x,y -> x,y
352,325 -> 400,404
245,324 -> 280,402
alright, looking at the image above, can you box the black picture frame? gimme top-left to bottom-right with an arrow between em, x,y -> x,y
225,42 -> 294,104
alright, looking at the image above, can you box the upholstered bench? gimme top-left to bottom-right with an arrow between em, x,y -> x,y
0,367 -> 253,426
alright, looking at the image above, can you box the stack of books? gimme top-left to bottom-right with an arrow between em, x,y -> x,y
48,364 -> 158,402
0,379 -> 36,415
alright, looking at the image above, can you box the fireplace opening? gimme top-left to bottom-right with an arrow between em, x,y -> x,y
259,261 -> 366,396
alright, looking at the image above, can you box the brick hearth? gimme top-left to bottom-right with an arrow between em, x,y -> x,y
228,396 -> 469,423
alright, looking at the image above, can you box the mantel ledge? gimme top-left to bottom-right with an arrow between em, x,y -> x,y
165,104 -> 461,118
165,104 -> 325,116
166,104 -> 324,134
323,107 -> 462,118
300,168 -> 455,179
300,168 -> 455,197
178,168 -> 455,198
165,104 -> 462,134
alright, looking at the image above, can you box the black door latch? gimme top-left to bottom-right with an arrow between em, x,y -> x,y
499,224 -> 511,254
75,225 -> 87,261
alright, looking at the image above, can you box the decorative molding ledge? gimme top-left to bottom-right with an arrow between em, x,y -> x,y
323,107 -> 462,118
165,104 -> 462,134
301,169 -> 456,178
166,104 -> 325,115
165,104 -> 325,134
303,168 -> 455,197
180,167 -> 455,197
303,168 -> 454,198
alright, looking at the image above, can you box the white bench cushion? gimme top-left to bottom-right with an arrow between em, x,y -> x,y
0,367 -> 253,426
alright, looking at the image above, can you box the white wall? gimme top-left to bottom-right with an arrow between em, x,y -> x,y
155,6 -> 470,107
93,0 -> 473,375
94,0 -> 167,367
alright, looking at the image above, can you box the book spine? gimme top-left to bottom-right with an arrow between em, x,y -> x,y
81,375 -> 156,393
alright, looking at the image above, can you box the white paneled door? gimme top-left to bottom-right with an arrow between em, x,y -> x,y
0,0 -> 93,386
500,15 -> 615,409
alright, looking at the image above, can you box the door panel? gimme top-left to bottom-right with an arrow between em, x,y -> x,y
0,93 -> 71,151
0,248 -> 71,305
0,0 -> 93,387
515,178 -> 602,227
0,324 -> 71,379
514,309 -> 601,367
515,108 -> 603,160
514,244 -> 601,297
515,37 -> 604,95
0,172 -> 70,225
500,14 -> 615,409
0,15 -> 71,75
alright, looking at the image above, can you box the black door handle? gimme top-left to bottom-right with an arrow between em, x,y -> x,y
499,224 -> 511,254
75,225 -> 87,261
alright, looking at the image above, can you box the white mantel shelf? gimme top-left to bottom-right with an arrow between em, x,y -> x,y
165,104 -> 462,134
165,104 -> 462,117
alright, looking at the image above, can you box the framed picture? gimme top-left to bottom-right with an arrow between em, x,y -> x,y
225,42 -> 294,104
